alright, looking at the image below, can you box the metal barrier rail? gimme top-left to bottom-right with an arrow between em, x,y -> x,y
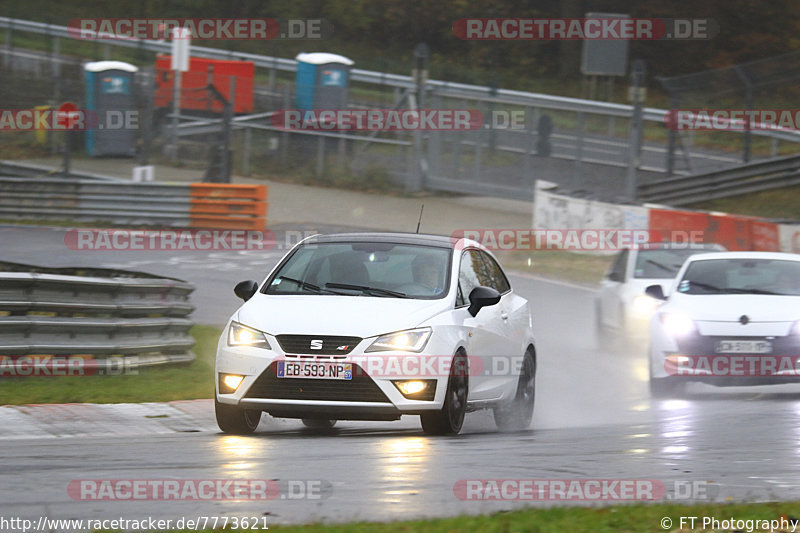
0,177 -> 268,229
638,154 -> 800,205
0,262 -> 196,371
3,16 -> 798,144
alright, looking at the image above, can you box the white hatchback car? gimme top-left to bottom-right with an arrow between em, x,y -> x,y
215,233 -> 536,435
647,252 -> 800,396
596,242 -> 725,343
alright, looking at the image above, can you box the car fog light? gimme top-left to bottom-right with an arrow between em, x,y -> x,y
219,374 -> 244,394
392,379 -> 436,400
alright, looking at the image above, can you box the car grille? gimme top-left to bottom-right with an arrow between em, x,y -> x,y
244,363 -> 390,403
276,335 -> 361,355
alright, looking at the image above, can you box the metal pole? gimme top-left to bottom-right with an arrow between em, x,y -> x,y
242,127 -> 252,176
170,70 -> 181,162
223,76 -> 235,182
666,96 -> 677,177
626,59 -> 646,200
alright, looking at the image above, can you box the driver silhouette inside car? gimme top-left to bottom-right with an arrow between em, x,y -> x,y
411,255 -> 442,295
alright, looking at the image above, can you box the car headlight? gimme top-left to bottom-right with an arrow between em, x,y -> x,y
227,321 -> 271,349
365,327 -> 432,353
659,312 -> 696,337
632,294 -> 660,316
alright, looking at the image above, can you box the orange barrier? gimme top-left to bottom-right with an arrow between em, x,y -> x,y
649,208 -> 779,251
188,183 -> 268,230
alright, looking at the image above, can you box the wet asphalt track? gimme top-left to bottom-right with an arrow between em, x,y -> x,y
2,224 -> 800,526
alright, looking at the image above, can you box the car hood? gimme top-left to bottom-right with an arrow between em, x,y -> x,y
235,293 -> 449,338
670,293 -> 800,322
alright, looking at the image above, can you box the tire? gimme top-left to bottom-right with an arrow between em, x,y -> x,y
421,351 -> 468,435
302,419 -> 337,429
494,348 -> 536,431
649,377 -> 683,398
595,301 -> 613,349
648,349 -> 683,398
215,399 -> 261,435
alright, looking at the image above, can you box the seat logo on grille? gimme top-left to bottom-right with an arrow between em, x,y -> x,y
337,345 -> 350,351
310,339 -> 323,350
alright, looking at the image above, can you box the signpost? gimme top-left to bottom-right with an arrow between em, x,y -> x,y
170,27 -> 190,161
57,101 -> 79,175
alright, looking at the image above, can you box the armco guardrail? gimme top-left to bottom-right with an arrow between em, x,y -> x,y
0,178 -> 268,229
638,154 -> 800,206
0,261 -> 196,373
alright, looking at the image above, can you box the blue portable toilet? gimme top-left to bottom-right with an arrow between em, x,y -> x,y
295,53 -> 353,110
84,60 -> 138,157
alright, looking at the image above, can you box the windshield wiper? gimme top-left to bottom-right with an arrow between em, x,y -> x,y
325,282 -> 408,298
721,287 -> 779,295
684,280 -> 722,293
645,259 -> 676,273
276,276 -> 343,294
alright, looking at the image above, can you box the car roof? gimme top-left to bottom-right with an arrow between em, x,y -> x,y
684,251 -> 800,262
302,232 -> 459,249
631,242 -> 726,251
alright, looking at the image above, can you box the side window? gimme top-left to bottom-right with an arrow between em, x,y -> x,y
607,250 -> 629,282
479,252 -> 511,293
457,250 -> 491,306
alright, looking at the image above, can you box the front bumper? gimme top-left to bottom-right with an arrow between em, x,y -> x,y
651,331 -> 800,384
215,332 -> 457,419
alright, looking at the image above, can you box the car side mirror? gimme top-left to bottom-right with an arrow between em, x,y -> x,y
608,271 -> 623,282
645,284 -> 666,301
467,286 -> 501,317
234,280 -> 259,301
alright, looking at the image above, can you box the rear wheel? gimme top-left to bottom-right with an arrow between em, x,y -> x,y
302,419 -> 337,429
421,352 -> 468,435
595,301 -> 613,349
494,348 -> 536,431
215,399 -> 261,435
649,377 -> 683,398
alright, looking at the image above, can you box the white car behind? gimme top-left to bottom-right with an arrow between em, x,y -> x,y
596,242 -> 725,345
647,252 -> 800,396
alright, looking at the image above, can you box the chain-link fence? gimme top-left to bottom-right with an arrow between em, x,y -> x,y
2,17 -> 800,203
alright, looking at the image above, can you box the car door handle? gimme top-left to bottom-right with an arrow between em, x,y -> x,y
500,311 -> 509,320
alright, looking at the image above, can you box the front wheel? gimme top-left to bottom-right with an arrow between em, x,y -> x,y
215,399 -> 261,435
421,352 -> 468,435
649,377 -> 683,398
493,348 -> 536,431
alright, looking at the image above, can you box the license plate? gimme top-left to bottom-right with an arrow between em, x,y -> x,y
715,340 -> 772,354
277,361 -> 352,380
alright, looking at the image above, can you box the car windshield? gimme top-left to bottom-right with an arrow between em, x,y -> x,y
264,242 -> 451,299
633,247 -> 718,279
677,258 -> 800,295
